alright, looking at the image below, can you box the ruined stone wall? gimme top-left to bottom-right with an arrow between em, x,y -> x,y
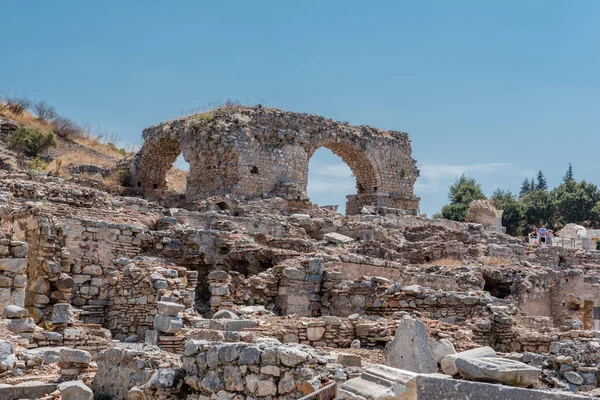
181,341 -> 331,399
321,271 -> 489,322
0,230 -> 27,314
104,261 -> 196,339
132,106 -> 420,215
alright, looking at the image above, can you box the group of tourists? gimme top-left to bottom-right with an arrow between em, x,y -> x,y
528,227 -> 554,246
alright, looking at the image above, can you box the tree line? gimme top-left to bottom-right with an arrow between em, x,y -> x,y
433,164 -> 600,235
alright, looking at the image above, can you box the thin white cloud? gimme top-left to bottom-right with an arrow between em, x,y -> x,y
312,163 -> 355,179
415,162 -> 513,194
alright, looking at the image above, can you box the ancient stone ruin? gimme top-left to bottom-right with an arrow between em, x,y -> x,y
1,107 -> 600,399
131,106 -> 421,215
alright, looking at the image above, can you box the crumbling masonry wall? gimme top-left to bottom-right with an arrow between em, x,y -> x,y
132,106 -> 420,215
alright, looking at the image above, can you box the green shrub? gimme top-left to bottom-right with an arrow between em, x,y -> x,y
8,126 -> 56,156
26,157 -> 48,172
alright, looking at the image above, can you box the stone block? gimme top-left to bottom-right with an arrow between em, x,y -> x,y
52,303 -> 75,324
337,353 -> 362,367
2,304 -> 28,319
60,348 -> 91,364
12,381 -> 58,400
58,380 -> 93,400
8,317 -> 35,333
306,326 -> 326,341
385,316 -> 437,374
340,365 -> 589,400
153,314 -> 183,334
453,356 -> 541,387
441,346 -> 498,376
324,232 -> 354,244
0,340 -> 16,372
0,258 -> 27,274
156,301 -> 185,316
429,339 -> 456,363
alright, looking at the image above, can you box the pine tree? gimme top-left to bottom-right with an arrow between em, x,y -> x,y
536,170 -> 548,191
563,163 -> 574,183
530,178 -> 536,192
519,178 -> 532,198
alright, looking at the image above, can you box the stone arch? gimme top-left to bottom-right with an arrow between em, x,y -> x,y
132,106 -> 421,215
134,131 -> 183,192
307,141 -> 382,196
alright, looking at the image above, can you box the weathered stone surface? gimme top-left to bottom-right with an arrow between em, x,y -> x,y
212,309 -> 238,320
277,346 -> 311,367
60,348 -> 92,364
0,340 -> 16,372
2,304 -> 28,319
153,314 -> 183,334
58,380 -> 93,400
52,303 -> 75,324
0,258 -> 26,274
324,232 -> 354,244
341,365 -> 589,400
453,356 -> 541,387
429,339 -> 456,363
156,301 -> 185,316
564,371 -> 584,385
440,346 -> 498,376
5,381 -> 58,400
385,316 -> 437,373
146,368 -> 181,388
306,326 -> 326,341
336,353 -> 362,367
8,317 -> 35,333
133,106 -> 420,215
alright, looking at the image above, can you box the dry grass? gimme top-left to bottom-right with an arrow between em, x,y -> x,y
70,135 -> 129,160
482,257 -> 511,266
1,99 -> 130,171
0,101 -> 52,131
425,258 -> 465,267
47,149 -> 116,174
165,166 -> 189,194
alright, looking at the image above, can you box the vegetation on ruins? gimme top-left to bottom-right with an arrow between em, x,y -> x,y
8,126 -> 56,156
435,175 -> 487,222
437,164 -> 600,234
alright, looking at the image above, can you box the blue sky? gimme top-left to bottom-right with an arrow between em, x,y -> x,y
2,1 -> 599,215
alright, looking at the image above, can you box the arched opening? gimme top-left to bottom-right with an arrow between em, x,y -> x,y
307,142 -> 380,215
307,148 -> 355,214
135,134 -> 182,192
165,154 -> 189,194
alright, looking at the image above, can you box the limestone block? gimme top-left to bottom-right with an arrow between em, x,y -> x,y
429,339 -> 456,363
0,340 -> 16,372
282,267 -> 306,280
306,326 -> 326,341
277,346 -> 310,367
324,232 -> 354,244
440,346 -> 498,376
212,309 -> 238,320
153,314 -> 183,334
453,357 -> 541,387
0,258 -> 27,274
2,304 -> 28,319
156,301 -> 185,316
52,303 -> 75,324
341,365 -> 588,400
385,316 -> 437,374
146,368 -> 181,388
58,380 -> 93,400
60,348 -> 92,364
8,317 -> 36,333
337,353 -> 362,367
81,265 -> 103,276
